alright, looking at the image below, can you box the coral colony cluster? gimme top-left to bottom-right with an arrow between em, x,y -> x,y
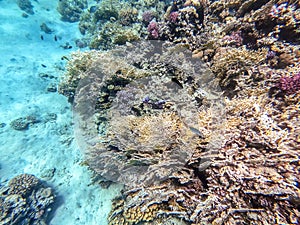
56,0 -> 300,224
4,0 -> 298,224
0,174 -> 55,224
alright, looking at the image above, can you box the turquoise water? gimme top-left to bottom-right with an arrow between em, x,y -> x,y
0,1 -> 122,224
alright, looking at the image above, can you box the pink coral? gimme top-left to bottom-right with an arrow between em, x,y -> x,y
142,10 -> 155,23
147,21 -> 159,39
277,73 -> 300,94
169,11 -> 179,23
223,31 -> 243,46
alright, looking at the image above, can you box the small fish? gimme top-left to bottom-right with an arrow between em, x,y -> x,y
89,6 -> 97,13
61,56 -> 69,61
171,77 -> 183,89
54,35 -> 57,41
189,126 -> 205,138
41,64 -> 47,68
143,96 -> 150,103
40,35 -> 44,40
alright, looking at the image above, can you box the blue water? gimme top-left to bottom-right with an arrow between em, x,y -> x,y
0,1 -> 121,224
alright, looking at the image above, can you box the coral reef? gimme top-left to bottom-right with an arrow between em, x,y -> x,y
0,174 -> 55,225
10,116 -> 39,131
59,0 -> 300,224
78,0 -> 167,49
61,41 -> 224,187
17,0 -> 34,15
57,0 -> 88,22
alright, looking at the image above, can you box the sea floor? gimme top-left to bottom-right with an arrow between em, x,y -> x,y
0,1 -> 121,224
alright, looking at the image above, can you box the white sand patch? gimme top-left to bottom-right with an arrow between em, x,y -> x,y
0,1 -> 122,225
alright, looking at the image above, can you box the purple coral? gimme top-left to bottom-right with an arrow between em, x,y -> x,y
277,73 -> 300,94
169,11 -> 179,23
223,31 -> 243,46
147,21 -> 159,39
142,10 -> 155,23
266,50 -> 276,59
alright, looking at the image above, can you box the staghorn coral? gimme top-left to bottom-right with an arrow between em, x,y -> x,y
0,174 -> 55,225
